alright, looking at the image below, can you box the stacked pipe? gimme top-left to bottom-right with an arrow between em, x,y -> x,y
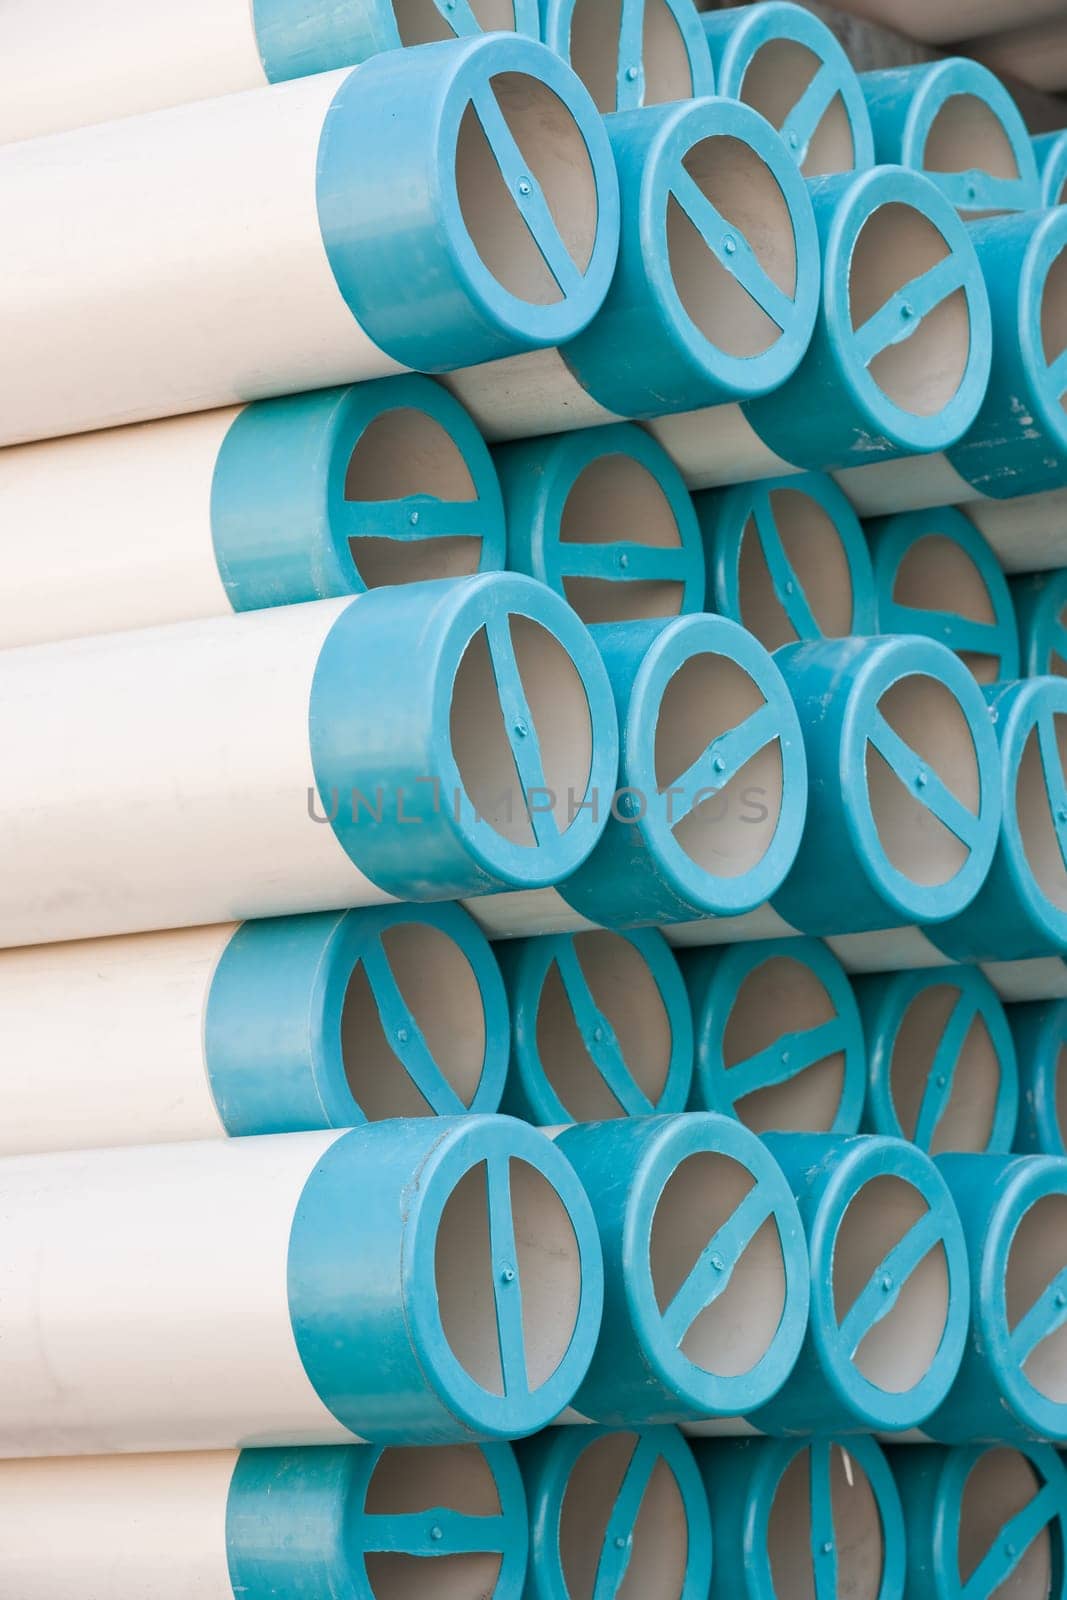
3,3 -> 1067,1597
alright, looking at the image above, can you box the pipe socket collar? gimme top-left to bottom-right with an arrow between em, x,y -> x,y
1013,569 -> 1067,679
540,0 -> 714,116
1011,998 -> 1067,1156
255,0 -> 540,79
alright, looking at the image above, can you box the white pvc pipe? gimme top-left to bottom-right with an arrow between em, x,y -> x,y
963,491 -> 1067,575
645,403 -> 800,492
974,17 -> 1067,95
820,0 -> 1066,45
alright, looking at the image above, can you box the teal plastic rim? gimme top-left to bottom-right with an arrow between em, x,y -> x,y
499,928 -> 694,1122
867,506 -> 1020,684
253,0 -> 541,78
226,1439 -> 528,1596
494,423 -> 705,622
857,964 -> 1019,1155
519,1425 -> 713,1600
684,937 -> 867,1136
1011,999 -> 1067,1156
703,0 -> 876,175
698,471 -> 878,646
539,0 -> 715,114
1035,130 -> 1067,208
559,1112 -> 810,1423
316,35 -> 621,370
1013,570 -> 1067,679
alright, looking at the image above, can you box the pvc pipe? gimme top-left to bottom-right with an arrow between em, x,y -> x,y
667,634 -> 1003,947
965,492 -> 1067,576
682,937 -> 867,1136
465,614 -> 807,937
867,506 -> 1020,684
837,208 -> 1067,518
0,574 -> 618,948
518,1425 -> 712,1600
973,17 -> 1067,98
927,1152 -> 1067,1445
550,1113 -> 810,1426
702,1 -> 875,176
1010,999 -> 1067,1156
0,36 -> 619,447
496,423 -> 706,625
0,0 -> 543,145
698,471 -> 878,649
540,0 -> 714,115
0,1440 -> 529,1599
982,957 -> 1067,1004
697,1436 -> 906,1600
442,95 -> 819,438
0,904 -> 510,1155
829,945 -> 1067,1004
751,1133 -> 970,1436
1014,568 -> 1067,676
860,61 -> 1041,219
1035,131 -> 1067,209
0,1116 -> 603,1456
498,928 -> 694,1121
890,1440 -> 1067,1600
856,965 -> 1019,1156
649,165 -> 991,490
0,379 -> 507,649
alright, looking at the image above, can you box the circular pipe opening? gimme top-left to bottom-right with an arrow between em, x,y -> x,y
739,40 -> 856,176
867,673 -> 980,887
833,1175 -> 950,1392
923,94 -> 1022,217
1016,712 -> 1067,914
668,136 -> 798,361
560,454 -> 688,623
341,923 -> 487,1118
1041,249 -> 1067,422
435,1158 -> 583,1395
738,487 -> 856,648
959,1449 -> 1055,1597
849,203 -> 970,416
722,955 -> 845,1133
891,534 -> 1001,684
344,408 -> 482,587
364,1444 -> 506,1599
888,983 -> 1001,1153
536,932 -> 674,1118
394,0 -> 519,44
559,1431 -> 690,1600
655,653 -> 785,879
650,1152 -> 787,1376
768,1445 -> 884,1600
450,615 -> 594,847
568,0 -> 697,113
456,72 -> 597,305
1007,1192 -> 1067,1401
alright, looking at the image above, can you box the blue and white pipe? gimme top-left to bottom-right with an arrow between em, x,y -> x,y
0,904 -> 509,1154
699,471 -> 878,650
499,929 -> 694,1122
702,0 -> 875,176
0,1440 -> 530,1599
0,574 -> 618,947
1035,130 -> 1067,208
1014,569 -> 1067,676
549,1114 -> 810,1428
0,35 -> 618,445
518,1424 -> 712,1600
857,965 -> 1019,1156
540,0 -> 714,115
649,165 -> 992,491
926,1153 -> 1067,1445
0,0 -> 542,143
1011,999 -> 1067,1156
496,423 -> 705,626
683,937 -> 867,1137
443,94 -> 819,439
890,1441 -> 1067,1600
0,1117 -> 603,1455
0,377 -> 506,647
868,506 -> 1020,685
466,613 -> 807,938
697,1436 -> 906,1600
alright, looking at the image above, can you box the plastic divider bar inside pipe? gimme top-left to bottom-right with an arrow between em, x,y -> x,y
0,1118 -> 604,1454
647,164 -> 992,492
0,574 -> 619,947
0,904 -> 511,1155
540,0 -> 715,115
0,1441 -> 531,1598
0,35 -> 620,445
0,0 -> 542,142
465,613 -> 807,938
0,377 -> 507,649
442,93 -> 820,440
